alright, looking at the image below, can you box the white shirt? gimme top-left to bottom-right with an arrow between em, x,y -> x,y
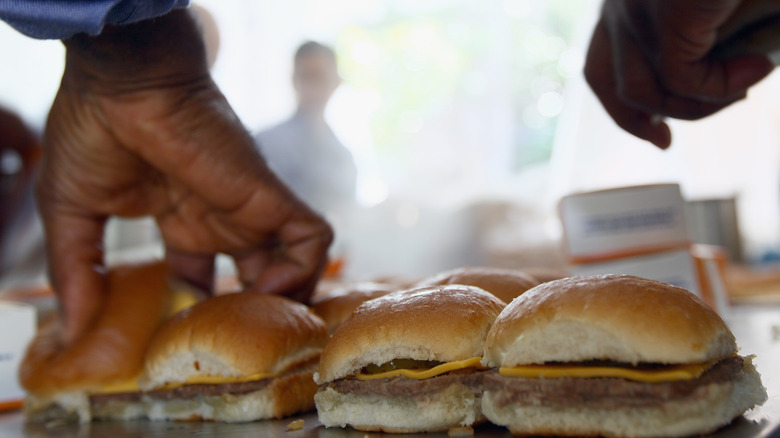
255,112 -> 357,216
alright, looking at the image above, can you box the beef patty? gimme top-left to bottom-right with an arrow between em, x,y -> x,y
90,363 -> 316,405
319,356 -> 744,408
483,355 -> 746,409
320,368 -> 485,398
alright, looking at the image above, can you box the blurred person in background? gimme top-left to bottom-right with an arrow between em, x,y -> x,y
584,0 -> 777,149
0,106 -> 45,289
0,3 -> 332,345
255,41 -> 358,217
255,41 -> 358,276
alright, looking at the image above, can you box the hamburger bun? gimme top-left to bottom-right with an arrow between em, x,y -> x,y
515,266 -> 569,284
311,281 -> 395,333
315,285 -> 505,433
484,275 -> 736,367
416,266 -> 540,304
310,278 -> 345,303
481,274 -> 767,437
20,261 -> 191,423
140,292 -> 328,422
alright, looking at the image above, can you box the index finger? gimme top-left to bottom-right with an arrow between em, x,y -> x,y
585,20 -> 673,148
36,195 -> 108,345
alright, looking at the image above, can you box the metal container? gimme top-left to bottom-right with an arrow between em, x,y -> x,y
686,198 -> 743,263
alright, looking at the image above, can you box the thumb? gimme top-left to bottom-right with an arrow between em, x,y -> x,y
660,51 -> 773,103
38,199 -> 108,345
658,0 -> 775,101
722,53 -> 775,92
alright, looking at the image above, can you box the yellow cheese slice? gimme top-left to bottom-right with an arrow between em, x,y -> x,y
158,372 -> 278,390
167,287 -> 201,316
90,377 -> 141,395
92,371 -> 278,394
356,357 -> 485,380
499,361 -> 713,382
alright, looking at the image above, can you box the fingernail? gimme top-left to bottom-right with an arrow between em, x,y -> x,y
650,114 -> 666,126
646,117 -> 672,150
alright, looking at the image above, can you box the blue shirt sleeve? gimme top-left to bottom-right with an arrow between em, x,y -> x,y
0,0 -> 190,40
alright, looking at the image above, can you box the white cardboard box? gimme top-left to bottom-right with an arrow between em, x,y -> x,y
571,248 -> 701,297
560,184 -> 689,261
0,301 -> 36,406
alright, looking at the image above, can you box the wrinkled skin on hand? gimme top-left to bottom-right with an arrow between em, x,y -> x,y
38,9 -> 333,344
585,0 -> 775,148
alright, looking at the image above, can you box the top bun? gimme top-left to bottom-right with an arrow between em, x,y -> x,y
484,275 -> 736,367
312,281 -> 395,333
140,293 -> 328,390
416,267 -> 540,304
20,262 -> 176,396
515,267 -> 569,284
316,285 -> 506,383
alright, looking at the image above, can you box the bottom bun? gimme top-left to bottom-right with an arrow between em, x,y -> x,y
315,383 -> 483,433
92,398 -> 145,421
482,359 -> 766,437
24,392 -> 89,423
144,366 -> 317,422
25,392 -> 146,423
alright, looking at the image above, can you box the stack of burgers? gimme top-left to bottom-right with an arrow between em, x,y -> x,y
20,262 -> 328,423
315,273 -> 767,436
20,264 -> 767,437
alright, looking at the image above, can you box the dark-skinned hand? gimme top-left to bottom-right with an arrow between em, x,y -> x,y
38,9 -> 333,344
585,0 -> 775,149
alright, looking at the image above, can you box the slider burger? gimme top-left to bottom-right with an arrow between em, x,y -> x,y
139,292 -> 328,422
311,281 -> 395,333
417,266 -> 541,303
20,261 -> 199,423
314,285 -> 506,433
481,274 -> 768,437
